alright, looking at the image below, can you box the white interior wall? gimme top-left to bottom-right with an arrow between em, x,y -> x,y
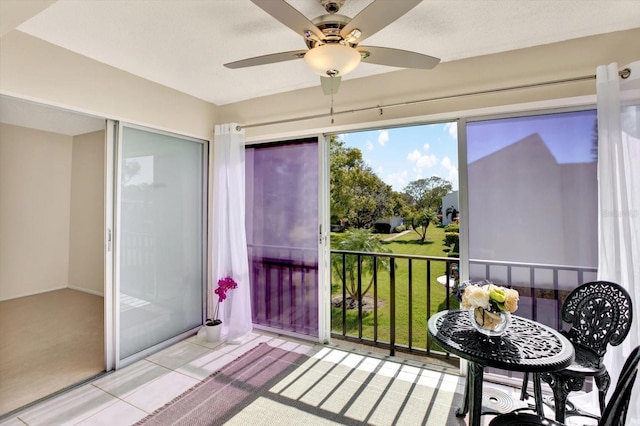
0,123 -> 72,300
0,124 -> 104,301
68,130 -> 105,296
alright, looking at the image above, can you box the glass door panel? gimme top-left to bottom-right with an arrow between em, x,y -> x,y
117,125 -> 205,360
245,139 -> 319,337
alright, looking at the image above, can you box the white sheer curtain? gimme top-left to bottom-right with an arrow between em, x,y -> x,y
211,123 -> 252,342
597,60 -> 640,423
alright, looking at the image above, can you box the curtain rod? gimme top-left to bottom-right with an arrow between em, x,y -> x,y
237,68 -> 631,131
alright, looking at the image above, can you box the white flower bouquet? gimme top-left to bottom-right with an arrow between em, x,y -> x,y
458,281 -> 519,332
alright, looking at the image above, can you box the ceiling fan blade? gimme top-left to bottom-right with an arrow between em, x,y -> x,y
358,46 -> 440,69
341,0 -> 422,44
251,0 -> 324,41
321,76 -> 341,96
224,50 -> 307,69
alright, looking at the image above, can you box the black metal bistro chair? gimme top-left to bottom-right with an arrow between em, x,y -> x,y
520,281 -> 633,423
491,345 -> 640,426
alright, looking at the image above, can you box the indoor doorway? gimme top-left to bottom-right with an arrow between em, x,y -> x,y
0,96 -> 106,415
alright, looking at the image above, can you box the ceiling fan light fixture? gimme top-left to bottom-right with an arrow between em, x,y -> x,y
304,43 -> 361,77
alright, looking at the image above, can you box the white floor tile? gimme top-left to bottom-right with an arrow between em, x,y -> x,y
145,340 -> 211,371
123,370 -> 199,413
16,385 -> 119,426
174,350 -> 237,381
0,416 -> 27,426
74,400 -> 147,426
91,360 -> 171,398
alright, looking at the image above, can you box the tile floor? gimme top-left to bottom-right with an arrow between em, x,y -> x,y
0,331 -> 307,426
0,330 -> 567,426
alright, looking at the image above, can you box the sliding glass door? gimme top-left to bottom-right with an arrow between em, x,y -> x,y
465,109 -> 598,330
245,138 -> 322,337
114,124 -> 207,364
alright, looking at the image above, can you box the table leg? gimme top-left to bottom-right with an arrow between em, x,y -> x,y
456,370 -> 471,417
532,373 -> 544,415
457,362 -> 483,426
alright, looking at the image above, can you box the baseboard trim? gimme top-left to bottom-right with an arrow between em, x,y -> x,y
0,286 -> 67,302
67,286 -> 104,297
0,286 -> 104,302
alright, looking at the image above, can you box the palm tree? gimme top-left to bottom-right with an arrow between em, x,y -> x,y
446,206 -> 458,221
332,228 -> 392,303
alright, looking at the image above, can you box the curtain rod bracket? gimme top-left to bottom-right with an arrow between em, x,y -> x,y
620,68 -> 631,79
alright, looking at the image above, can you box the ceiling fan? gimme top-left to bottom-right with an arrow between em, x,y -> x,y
224,0 -> 440,95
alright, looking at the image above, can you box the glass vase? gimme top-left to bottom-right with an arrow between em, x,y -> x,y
469,307 -> 510,336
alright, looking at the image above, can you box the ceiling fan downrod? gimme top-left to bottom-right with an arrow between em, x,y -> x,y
321,0 -> 346,14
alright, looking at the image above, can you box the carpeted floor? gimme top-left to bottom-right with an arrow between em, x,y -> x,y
137,342 -> 466,425
0,288 -> 104,415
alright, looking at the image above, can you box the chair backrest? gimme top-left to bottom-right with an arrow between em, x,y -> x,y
599,345 -> 640,426
562,281 -> 633,357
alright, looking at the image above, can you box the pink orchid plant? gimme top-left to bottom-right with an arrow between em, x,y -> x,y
206,276 -> 238,326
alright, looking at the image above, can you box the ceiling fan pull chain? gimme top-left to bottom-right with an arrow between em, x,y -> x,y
330,92 -> 335,124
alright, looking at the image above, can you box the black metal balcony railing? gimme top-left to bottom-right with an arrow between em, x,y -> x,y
247,244 -> 597,360
331,250 -> 458,358
330,250 -> 597,358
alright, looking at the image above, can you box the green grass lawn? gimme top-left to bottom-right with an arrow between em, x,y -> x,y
330,225 -> 460,350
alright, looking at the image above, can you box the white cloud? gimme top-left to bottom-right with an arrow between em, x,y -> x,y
444,122 -> 457,139
441,156 -> 459,190
386,170 -> 408,190
377,166 -> 384,174
423,143 -> 430,151
407,149 -> 437,168
366,141 -> 374,151
441,155 -> 456,171
378,130 -> 389,146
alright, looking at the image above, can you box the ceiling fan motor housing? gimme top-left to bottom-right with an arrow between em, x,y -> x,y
307,14 -> 352,49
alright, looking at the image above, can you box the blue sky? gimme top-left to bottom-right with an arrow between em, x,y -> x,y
337,122 -> 459,192
336,109 -> 596,193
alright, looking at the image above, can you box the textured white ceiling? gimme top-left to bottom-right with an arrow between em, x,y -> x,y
11,0 -> 640,106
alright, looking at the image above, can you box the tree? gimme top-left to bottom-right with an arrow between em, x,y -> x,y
446,206 -> 458,221
403,177 -> 453,210
330,136 -> 397,229
405,208 -> 439,242
332,228 -> 392,301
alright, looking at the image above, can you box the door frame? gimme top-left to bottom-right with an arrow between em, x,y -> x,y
244,134 -> 331,343
105,121 -> 209,370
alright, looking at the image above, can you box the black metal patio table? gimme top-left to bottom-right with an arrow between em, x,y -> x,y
428,309 -> 574,426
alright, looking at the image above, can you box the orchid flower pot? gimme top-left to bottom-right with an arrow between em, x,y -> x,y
205,320 -> 222,342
